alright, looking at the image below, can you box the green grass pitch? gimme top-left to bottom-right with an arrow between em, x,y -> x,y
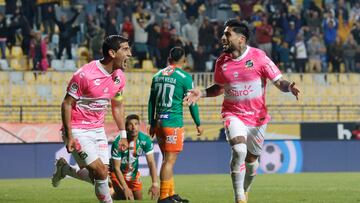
0,173 -> 359,203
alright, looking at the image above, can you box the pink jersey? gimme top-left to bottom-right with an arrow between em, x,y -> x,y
214,46 -> 282,126
66,60 -> 126,129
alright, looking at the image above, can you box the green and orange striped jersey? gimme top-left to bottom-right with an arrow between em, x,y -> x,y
110,132 -> 153,180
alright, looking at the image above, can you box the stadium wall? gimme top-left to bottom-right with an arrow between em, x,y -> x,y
1,141 -> 360,179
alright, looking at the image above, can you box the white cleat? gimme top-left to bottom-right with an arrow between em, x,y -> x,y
51,157 -> 68,187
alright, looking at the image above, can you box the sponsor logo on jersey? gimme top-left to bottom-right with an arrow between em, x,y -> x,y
103,87 -> 109,93
114,76 -> 121,84
225,85 -> 254,97
69,82 -> 79,93
166,135 -> 177,144
159,114 -> 170,120
245,60 -> 254,69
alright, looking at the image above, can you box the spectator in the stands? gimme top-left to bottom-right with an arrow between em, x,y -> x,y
255,15 -> 273,57
30,31 -> 48,72
328,36 -> 343,73
51,7 -> 80,59
0,13 -> 7,59
342,35 -> 357,72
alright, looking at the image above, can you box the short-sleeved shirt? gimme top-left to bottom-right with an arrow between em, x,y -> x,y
148,66 -> 200,127
111,132 -> 154,180
214,46 -> 282,126
66,60 -> 126,129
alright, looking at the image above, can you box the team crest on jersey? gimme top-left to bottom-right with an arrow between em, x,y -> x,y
137,148 -> 143,156
113,76 -> 121,84
233,72 -> 239,78
245,60 -> 254,69
69,82 -> 79,93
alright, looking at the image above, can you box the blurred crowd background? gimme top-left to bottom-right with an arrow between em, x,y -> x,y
0,0 -> 360,73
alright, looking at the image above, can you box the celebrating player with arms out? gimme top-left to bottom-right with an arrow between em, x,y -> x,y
184,19 -> 300,203
148,47 -> 203,203
109,114 -> 160,200
52,35 -> 131,203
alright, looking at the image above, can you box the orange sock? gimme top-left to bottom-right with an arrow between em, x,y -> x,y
160,180 -> 172,200
169,178 -> 175,196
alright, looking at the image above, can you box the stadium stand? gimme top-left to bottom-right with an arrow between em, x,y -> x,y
0,0 -> 359,124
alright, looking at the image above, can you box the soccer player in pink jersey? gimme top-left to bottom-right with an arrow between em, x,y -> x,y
52,35 -> 132,203
184,19 -> 300,203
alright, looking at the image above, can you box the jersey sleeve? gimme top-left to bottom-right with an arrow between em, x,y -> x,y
148,77 -> 156,127
261,56 -> 282,82
113,71 -> 126,101
66,71 -> 88,99
111,136 -> 122,160
214,58 -> 225,85
184,75 -> 201,126
141,133 -> 154,155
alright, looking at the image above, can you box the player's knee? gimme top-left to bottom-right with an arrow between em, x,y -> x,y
232,143 -> 247,158
92,164 -> 108,180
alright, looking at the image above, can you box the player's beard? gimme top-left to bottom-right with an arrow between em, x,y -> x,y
222,42 -> 235,53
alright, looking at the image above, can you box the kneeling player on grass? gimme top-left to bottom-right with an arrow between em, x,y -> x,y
109,114 -> 160,200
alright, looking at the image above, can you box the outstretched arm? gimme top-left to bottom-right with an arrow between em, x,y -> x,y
111,95 -> 129,150
113,159 -> 134,200
61,94 -> 76,153
183,84 -> 224,105
146,154 -> 159,200
273,78 -> 300,100
148,81 -> 156,137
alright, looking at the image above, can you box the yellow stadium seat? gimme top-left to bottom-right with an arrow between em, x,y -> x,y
0,71 -> 9,85
302,74 -> 313,84
11,46 -> 23,58
349,74 -> 360,84
287,73 -> 301,84
326,74 -> 338,85
24,72 -> 36,84
10,58 -> 28,71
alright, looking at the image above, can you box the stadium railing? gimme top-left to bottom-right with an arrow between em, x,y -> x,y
0,104 -> 359,123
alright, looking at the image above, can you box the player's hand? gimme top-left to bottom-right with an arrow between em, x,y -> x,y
119,138 -> 129,151
123,187 -> 134,200
289,82 -> 300,100
149,126 -> 156,138
183,89 -> 202,106
66,136 -> 77,153
196,126 -> 203,136
148,183 -> 160,200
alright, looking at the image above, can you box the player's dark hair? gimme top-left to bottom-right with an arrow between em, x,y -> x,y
168,46 -> 185,63
102,35 -> 129,57
125,114 -> 140,126
224,19 -> 250,40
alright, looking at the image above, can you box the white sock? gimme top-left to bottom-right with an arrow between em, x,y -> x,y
94,179 -> 112,203
244,160 -> 259,192
63,165 -> 93,184
230,143 -> 247,201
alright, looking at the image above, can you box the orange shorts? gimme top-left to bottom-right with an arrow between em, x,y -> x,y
155,127 -> 184,152
109,171 -> 142,192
